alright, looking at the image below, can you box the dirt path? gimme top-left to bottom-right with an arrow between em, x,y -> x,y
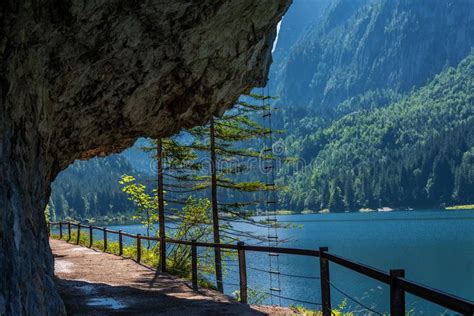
51,239 -> 296,315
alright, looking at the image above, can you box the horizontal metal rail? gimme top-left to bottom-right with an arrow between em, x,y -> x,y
397,277 -> 474,314
49,221 -> 474,315
323,252 -> 391,284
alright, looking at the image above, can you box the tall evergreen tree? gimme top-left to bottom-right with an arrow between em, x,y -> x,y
191,95 -> 279,292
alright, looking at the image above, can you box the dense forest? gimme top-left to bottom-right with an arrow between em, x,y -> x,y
270,0 -> 474,211
49,0 -> 474,218
278,55 -> 474,211
49,155 -> 142,220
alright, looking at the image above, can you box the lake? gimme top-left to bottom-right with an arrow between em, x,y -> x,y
106,209 -> 474,315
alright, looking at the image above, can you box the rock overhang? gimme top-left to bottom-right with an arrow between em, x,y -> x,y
0,1 -> 292,314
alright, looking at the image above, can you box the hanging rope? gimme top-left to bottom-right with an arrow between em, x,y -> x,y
247,265 -> 320,280
260,86 -> 282,306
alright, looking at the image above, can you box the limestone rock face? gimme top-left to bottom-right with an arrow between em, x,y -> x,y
0,0 -> 291,314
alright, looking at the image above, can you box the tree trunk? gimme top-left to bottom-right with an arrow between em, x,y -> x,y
210,118 -> 224,292
157,138 -> 167,272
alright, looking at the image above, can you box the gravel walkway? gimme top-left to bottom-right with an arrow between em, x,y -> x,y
50,239 -> 296,315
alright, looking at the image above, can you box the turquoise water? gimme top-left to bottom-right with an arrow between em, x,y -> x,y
107,209 -> 474,315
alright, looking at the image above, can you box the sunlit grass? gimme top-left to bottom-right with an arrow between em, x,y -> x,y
290,299 -> 357,316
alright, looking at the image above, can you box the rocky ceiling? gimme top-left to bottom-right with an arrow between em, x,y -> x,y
0,0 -> 291,314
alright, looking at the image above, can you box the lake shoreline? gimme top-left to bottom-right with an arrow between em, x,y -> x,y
256,207 -> 474,217
63,207 -> 474,227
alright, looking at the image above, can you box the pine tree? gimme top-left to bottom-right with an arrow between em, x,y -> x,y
125,95 -> 283,291
328,182 -> 344,212
343,173 -> 354,210
190,94 -> 279,292
143,135 -> 207,265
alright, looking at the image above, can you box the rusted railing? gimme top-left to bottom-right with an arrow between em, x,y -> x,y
49,221 -> 473,315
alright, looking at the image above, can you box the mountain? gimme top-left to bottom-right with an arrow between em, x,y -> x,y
275,0 -> 473,118
279,54 -> 474,211
268,0 -> 330,91
49,0 -> 474,216
270,0 -> 474,211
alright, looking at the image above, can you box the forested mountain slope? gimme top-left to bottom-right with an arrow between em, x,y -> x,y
269,0 -> 474,211
279,55 -> 474,211
49,155 -> 142,220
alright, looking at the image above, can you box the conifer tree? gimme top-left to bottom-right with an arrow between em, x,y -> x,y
125,95 -> 284,291
190,95 -> 279,292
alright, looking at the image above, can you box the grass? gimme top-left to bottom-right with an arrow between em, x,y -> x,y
290,306 -> 353,316
445,204 -> 474,210
290,299 -> 356,315
289,298 -> 420,316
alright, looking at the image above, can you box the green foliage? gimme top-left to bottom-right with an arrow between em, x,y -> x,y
119,175 -> 159,238
328,183 -> 344,212
176,94 -> 284,231
167,197 -> 214,274
118,175 -> 217,277
232,288 -> 269,305
290,298 -> 355,315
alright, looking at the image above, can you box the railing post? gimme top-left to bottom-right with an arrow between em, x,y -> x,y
191,239 -> 198,291
76,223 -> 81,244
319,247 -> 332,316
103,228 -> 107,251
160,235 -> 166,273
118,230 -> 123,256
89,225 -> 93,247
59,222 -> 63,239
237,241 -> 248,304
136,234 -> 141,263
67,222 -> 71,241
390,269 -> 405,316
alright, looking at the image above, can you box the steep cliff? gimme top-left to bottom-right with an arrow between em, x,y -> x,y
0,0 -> 290,314
277,0 -> 474,115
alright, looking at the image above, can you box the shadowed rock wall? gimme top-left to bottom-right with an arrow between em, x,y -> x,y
0,0 -> 291,314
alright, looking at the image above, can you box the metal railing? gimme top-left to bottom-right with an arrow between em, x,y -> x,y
48,221 -> 474,315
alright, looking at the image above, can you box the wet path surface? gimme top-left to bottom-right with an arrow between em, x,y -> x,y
50,239 -> 294,315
